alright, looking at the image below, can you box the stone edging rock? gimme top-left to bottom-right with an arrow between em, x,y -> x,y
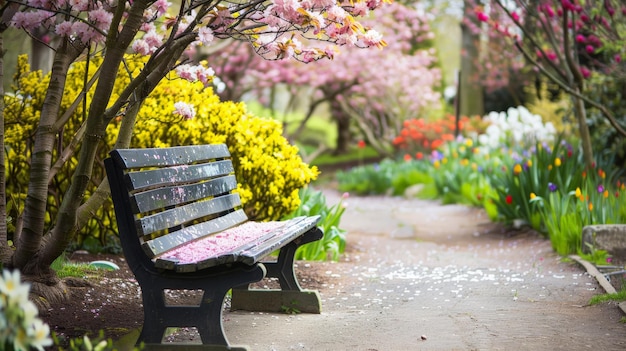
570,254 -> 626,315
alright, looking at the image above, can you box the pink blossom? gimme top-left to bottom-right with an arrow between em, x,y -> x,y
352,2 -> 370,17
71,21 -> 102,43
173,101 -> 196,120
575,34 -> 586,43
55,21 -> 74,36
476,11 -> 489,22
88,8 -> 113,31
132,39 -> 151,55
198,27 -> 214,45
195,66 -> 215,87
585,45 -> 594,54
511,12 -> 520,22
326,6 -> 348,22
615,55 -> 622,63
580,66 -> 591,78
361,29 -> 383,47
310,0 -> 335,8
605,2 -> 615,17
546,51 -> 557,61
10,12 -> 35,30
175,64 -> 196,81
140,22 -> 155,32
143,30 -> 163,48
68,0 -> 90,11
153,0 -> 170,16
27,0 -> 53,8
300,50 -> 321,63
561,0 -> 574,11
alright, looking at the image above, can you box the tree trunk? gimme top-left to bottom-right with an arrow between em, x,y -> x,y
333,101 -> 351,154
0,30 -> 10,263
12,37 -> 83,272
38,1 -> 152,268
573,91 -> 594,168
459,22 -> 484,116
76,98 -> 142,230
31,28 -> 53,73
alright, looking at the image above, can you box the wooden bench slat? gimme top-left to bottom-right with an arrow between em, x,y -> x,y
111,144 -> 230,168
125,160 -> 234,191
131,175 -> 238,213
237,216 -> 320,265
136,193 -> 242,236
142,209 -> 248,258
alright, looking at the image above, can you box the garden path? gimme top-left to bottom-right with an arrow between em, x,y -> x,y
222,188 -> 626,350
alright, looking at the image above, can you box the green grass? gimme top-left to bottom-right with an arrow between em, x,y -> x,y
51,254 -> 104,279
311,146 -> 381,166
589,285 -> 626,305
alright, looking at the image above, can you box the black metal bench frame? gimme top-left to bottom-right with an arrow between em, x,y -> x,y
105,144 -> 323,350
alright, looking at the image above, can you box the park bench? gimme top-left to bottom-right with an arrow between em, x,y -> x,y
104,144 -> 323,350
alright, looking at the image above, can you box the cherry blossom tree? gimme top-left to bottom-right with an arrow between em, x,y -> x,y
211,2 -> 442,155
469,0 -> 626,168
0,0 -> 388,302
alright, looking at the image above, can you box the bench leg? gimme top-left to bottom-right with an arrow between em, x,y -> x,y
136,264 -> 265,348
231,227 -> 323,314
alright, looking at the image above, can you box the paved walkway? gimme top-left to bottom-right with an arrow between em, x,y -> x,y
222,189 -> 626,350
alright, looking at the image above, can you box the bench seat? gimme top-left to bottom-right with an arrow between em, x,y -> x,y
155,216 -> 319,271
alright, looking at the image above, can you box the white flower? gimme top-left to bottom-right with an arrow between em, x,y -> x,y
477,106 -> 555,151
0,269 -> 52,351
28,319 -> 53,350
173,101 -> 196,120
22,300 -> 38,324
0,269 -> 29,305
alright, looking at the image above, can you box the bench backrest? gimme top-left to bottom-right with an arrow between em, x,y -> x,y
105,144 -> 248,269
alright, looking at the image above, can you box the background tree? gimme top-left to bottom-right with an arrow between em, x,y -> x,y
470,0 -> 626,168
0,0 -> 388,304
212,2 -> 442,156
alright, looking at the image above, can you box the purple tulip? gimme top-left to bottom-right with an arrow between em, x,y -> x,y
548,182 -> 557,192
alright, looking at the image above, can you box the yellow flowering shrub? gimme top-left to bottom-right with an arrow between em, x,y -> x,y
5,54 -> 318,250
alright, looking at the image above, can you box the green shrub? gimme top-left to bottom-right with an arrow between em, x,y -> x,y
283,187 -> 347,261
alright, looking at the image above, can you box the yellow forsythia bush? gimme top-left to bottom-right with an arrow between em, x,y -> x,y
5,54 -> 318,250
